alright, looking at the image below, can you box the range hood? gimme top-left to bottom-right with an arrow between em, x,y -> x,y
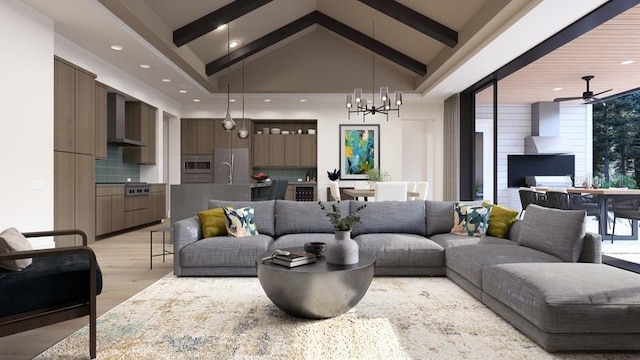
524,102 -> 572,155
107,93 -> 144,147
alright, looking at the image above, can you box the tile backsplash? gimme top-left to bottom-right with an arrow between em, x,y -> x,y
96,145 -> 140,183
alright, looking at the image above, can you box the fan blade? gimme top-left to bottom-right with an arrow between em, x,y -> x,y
553,96 -> 584,102
592,88 -> 613,97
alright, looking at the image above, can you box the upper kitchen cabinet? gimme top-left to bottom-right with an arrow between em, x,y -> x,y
300,134 -> 317,167
123,101 -> 157,164
251,120 -> 317,168
95,82 -> 108,159
54,57 -> 96,155
182,118 -> 251,156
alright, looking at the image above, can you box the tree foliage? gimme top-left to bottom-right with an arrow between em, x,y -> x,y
593,93 -> 640,188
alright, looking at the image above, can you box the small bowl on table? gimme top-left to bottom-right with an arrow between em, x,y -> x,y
252,174 -> 269,183
304,242 -> 327,257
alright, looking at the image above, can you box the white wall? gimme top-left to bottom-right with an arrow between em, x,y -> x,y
0,1 -> 54,247
181,96 -> 444,200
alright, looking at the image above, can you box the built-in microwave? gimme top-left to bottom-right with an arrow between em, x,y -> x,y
182,155 -> 213,174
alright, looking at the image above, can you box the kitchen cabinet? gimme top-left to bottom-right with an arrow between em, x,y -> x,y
285,184 -> 295,201
285,135 -> 301,166
125,195 -> 150,228
123,101 -> 157,164
54,151 -> 95,246
197,120 -> 215,154
95,82 -> 108,159
54,57 -> 96,156
54,57 -> 97,247
149,184 -> 167,221
253,134 -> 270,167
96,186 -> 125,236
300,134 -> 317,166
269,135 -> 285,166
181,119 -> 199,154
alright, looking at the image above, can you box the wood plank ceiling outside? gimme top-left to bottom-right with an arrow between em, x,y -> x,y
172,1 -> 459,78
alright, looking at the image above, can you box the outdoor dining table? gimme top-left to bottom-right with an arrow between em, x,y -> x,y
566,187 -> 640,240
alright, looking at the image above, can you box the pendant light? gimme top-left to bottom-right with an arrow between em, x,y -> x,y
221,23 -> 236,131
238,44 -> 249,139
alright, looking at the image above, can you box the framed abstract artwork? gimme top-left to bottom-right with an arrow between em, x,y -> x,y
339,124 -> 380,180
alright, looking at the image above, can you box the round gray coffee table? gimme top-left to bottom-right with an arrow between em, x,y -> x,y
256,248 -> 375,319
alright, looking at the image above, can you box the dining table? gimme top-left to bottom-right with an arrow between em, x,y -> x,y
566,187 -> 640,240
342,188 -> 419,202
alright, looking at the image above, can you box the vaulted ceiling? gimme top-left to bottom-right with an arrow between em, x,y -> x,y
96,0 -> 499,94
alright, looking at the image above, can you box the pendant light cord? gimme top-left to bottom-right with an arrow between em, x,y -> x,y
372,21 -> 375,110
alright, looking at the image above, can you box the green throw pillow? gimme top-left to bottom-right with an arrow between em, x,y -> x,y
451,203 -> 492,237
223,206 -> 259,237
197,208 -> 227,238
482,201 -> 519,238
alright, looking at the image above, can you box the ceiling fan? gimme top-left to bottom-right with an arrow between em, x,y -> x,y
553,75 -> 612,103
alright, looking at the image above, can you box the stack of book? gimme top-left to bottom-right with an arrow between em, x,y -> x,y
271,250 -> 317,267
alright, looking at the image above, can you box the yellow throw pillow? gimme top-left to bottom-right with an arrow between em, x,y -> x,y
482,201 -> 519,238
197,208 -> 227,238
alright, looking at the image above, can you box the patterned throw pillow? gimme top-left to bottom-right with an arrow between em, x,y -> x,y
0,227 -> 34,271
197,208 -> 227,238
482,201 -> 519,238
223,206 -> 259,237
451,203 -> 492,237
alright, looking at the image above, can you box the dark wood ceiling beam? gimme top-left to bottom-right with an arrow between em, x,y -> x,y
358,0 -> 458,47
315,12 -> 426,76
206,11 -> 426,77
206,12 -> 317,76
173,0 -> 272,47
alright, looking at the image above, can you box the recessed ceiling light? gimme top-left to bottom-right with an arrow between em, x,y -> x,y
299,99 -> 307,102
264,99 -> 271,102
552,87 -> 563,91
229,99 -> 236,102
621,60 -> 634,65
139,64 -> 151,69
110,45 -> 123,51
179,90 -> 187,94
229,40 -> 239,48
193,99 -> 200,103
216,24 -> 227,31
161,78 -> 171,83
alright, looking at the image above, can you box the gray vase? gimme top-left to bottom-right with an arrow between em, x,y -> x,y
325,230 -> 359,265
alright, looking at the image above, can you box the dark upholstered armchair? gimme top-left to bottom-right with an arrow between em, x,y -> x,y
0,229 -> 102,359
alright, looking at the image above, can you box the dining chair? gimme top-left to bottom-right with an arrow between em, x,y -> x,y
329,181 -> 341,201
610,196 -> 640,243
406,181 -> 417,200
544,190 -> 571,210
375,181 -> 408,201
416,181 -> 429,201
518,188 -> 545,218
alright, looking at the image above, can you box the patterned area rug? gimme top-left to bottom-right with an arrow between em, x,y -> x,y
36,276 -> 635,360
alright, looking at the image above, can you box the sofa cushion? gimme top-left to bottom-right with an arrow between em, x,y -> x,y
209,200 -> 275,236
180,234 -> 274,267
482,202 -> 519,238
355,233 -> 444,268
0,227 -> 34,271
429,233 -> 517,250
223,206 -> 259,237
518,204 -> 586,262
451,203 -> 491,237
275,200 -> 348,236
0,253 -> 103,318
351,201 -> 426,237
425,201 -> 455,236
482,263 -> 640,333
270,233 -> 336,251
446,244 -> 563,289
197,208 -> 227,238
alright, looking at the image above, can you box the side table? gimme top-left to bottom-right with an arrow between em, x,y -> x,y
150,226 -> 172,269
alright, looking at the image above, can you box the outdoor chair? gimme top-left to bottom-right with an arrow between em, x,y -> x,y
611,196 -> 640,243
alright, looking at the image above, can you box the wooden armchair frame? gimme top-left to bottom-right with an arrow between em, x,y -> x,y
0,229 -> 98,359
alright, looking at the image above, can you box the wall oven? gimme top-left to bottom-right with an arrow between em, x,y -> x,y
182,155 -> 213,183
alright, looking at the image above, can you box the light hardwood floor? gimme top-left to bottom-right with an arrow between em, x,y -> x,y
0,222 -> 173,359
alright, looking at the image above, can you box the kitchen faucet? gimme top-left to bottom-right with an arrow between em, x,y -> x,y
220,153 -> 234,184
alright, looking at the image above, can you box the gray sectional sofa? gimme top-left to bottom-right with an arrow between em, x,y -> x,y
172,199 -> 640,352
